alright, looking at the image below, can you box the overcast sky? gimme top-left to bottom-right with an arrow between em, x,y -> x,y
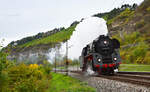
0,0 -> 143,46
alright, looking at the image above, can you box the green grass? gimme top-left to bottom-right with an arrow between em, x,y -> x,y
57,66 -> 65,69
47,72 -> 96,92
19,25 -> 77,48
119,64 -> 150,72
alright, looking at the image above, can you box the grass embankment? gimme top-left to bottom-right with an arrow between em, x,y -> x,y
48,72 -> 96,92
119,64 -> 150,72
20,25 -> 76,48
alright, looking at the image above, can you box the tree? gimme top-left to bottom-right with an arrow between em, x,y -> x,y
132,3 -> 138,10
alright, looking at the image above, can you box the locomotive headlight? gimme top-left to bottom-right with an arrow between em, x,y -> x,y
104,40 -> 107,44
97,58 -> 101,62
114,57 -> 117,61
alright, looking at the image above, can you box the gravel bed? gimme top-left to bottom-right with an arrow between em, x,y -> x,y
68,72 -> 150,92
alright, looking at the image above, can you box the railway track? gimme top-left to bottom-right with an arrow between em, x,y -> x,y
54,70 -> 150,75
97,75 -> 150,87
116,74 -> 150,80
54,70 -> 150,87
118,71 -> 150,75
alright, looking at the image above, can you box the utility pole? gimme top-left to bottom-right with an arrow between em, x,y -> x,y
60,60 -> 62,72
66,40 -> 69,75
55,51 -> 56,73
77,60 -> 78,71
65,40 -> 73,75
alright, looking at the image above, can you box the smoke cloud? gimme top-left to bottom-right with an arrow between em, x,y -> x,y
68,17 -> 108,59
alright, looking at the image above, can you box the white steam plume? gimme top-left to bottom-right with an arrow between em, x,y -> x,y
68,17 -> 108,59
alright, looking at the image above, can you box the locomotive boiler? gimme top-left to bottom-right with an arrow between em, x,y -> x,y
79,35 -> 121,75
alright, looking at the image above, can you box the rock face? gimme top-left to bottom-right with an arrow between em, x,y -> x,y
69,72 -> 150,92
7,50 -> 48,64
7,43 -> 61,63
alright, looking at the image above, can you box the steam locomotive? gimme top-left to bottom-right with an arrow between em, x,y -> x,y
79,35 -> 121,75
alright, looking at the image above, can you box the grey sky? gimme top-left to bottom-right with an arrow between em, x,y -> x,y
0,0 -> 143,46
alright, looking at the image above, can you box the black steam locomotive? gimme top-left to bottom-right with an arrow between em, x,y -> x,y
80,35 -> 121,75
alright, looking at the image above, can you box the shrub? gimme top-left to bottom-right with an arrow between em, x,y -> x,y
0,51 -> 15,92
132,42 -> 148,57
115,8 -> 134,21
121,42 -> 149,64
0,51 -> 8,73
146,7 -> 150,12
144,51 -> 150,64
123,32 -> 140,45
7,63 -> 51,92
112,31 -> 142,46
136,19 -> 145,29
0,71 -> 9,92
0,48 -> 52,92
